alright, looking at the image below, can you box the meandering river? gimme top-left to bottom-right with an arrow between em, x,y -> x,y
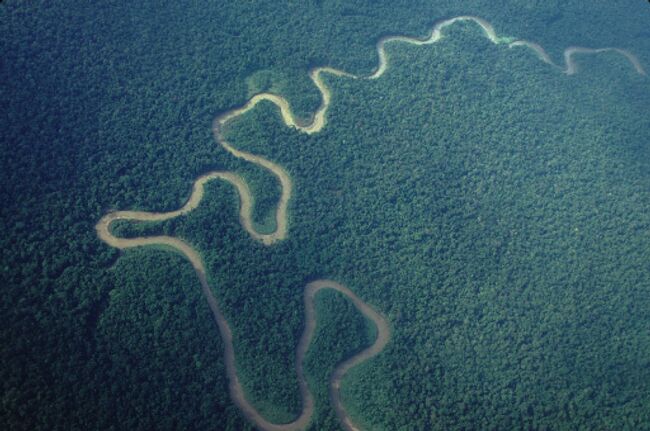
97,15 -> 644,430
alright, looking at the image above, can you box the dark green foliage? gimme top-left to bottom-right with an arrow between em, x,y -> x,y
2,1 -> 650,430
304,290 -> 375,431
94,250 -> 252,431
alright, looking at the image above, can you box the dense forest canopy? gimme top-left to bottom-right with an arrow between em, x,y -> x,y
1,1 -> 650,430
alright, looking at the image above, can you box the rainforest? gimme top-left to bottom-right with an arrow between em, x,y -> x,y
2,1 -> 650,430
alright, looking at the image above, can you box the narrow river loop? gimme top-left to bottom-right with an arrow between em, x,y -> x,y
97,15 -> 645,431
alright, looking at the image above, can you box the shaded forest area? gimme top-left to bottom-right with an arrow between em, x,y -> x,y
2,1 -> 650,430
